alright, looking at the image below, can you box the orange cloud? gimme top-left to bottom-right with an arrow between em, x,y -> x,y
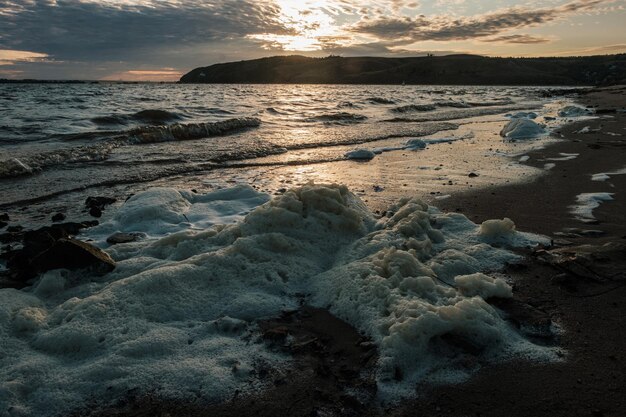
0,49 -> 49,65
101,69 -> 183,81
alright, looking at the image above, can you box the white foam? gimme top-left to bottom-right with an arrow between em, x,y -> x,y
0,184 -> 556,415
479,218 -> 515,238
591,167 -> 626,182
519,155 -> 530,162
591,173 -> 611,182
570,192 -> 614,220
500,119 -> 546,141
544,163 -> 556,170
84,185 -> 270,245
558,106 -> 592,118
546,153 -> 579,161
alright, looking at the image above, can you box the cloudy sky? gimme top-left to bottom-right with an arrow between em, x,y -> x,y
1,0 -> 625,80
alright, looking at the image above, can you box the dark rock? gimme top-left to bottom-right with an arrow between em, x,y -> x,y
535,242 -> 626,282
31,238 -> 115,275
0,221 -> 6,229
0,213 -> 9,222
0,232 -> 21,244
106,232 -> 145,245
2,221 -> 101,284
89,207 -> 102,218
595,108 -> 616,114
468,172 -> 479,178
6,225 -> 23,233
51,213 -> 66,222
85,196 -> 116,213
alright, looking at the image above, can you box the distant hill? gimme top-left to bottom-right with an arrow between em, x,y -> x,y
180,54 -> 626,86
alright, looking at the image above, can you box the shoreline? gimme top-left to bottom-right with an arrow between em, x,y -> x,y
400,85 -> 626,417
88,88 -> 625,417
2,86 -> 625,416
77,86 -> 626,416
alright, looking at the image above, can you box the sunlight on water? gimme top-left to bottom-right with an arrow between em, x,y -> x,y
0,83 -> 577,223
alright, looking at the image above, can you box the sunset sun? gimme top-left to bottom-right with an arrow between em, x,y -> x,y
248,0 -> 341,51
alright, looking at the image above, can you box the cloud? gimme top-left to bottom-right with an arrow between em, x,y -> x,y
0,0 -> 622,79
100,69 -> 183,81
552,43 -> 626,55
350,0 -> 611,42
0,49 -> 49,65
0,0 -> 287,62
480,34 -> 551,44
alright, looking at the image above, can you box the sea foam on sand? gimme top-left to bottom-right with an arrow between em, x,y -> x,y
0,184 -> 557,415
500,118 -> 546,140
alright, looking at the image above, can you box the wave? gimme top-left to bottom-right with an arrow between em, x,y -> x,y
337,101 -> 362,109
130,109 -> 183,124
466,98 -> 515,107
391,104 -> 437,113
91,109 -> 184,126
126,117 -> 261,144
436,99 -> 514,109
0,118 -> 262,180
306,112 -> 368,125
383,103 -> 540,123
90,115 -> 130,126
0,158 -> 34,178
368,97 -> 395,104
204,108 -> 235,115
435,101 -> 471,109
265,107 -> 288,115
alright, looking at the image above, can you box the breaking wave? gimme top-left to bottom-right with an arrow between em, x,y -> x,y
126,117 -> 261,143
368,97 -> 395,104
391,104 -> 437,113
306,112 -> 368,125
91,109 -> 184,126
0,118 -> 262,179
392,99 -> 515,114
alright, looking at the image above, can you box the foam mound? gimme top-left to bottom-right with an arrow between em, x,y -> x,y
127,117 -> 261,143
0,184 -> 555,415
558,105 -> 592,118
500,118 -> 546,140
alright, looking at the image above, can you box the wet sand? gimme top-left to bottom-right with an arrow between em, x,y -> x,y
391,85 -> 626,417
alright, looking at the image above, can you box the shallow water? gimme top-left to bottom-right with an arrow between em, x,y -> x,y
0,83 -> 577,225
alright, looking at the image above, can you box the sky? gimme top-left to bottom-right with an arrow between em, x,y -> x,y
0,0 -> 625,80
